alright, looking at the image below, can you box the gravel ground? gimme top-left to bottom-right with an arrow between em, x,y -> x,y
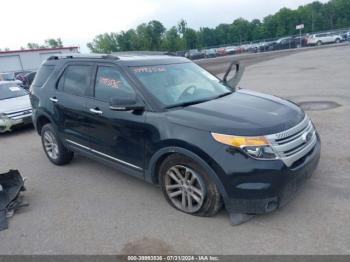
0,45 -> 350,255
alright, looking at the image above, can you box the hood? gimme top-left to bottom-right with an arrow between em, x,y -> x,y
0,95 -> 31,114
165,89 -> 305,136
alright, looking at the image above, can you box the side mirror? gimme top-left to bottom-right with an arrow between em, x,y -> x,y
109,93 -> 144,111
223,61 -> 245,90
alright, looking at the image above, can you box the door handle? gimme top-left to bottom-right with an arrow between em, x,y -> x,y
49,97 -> 58,103
89,108 -> 103,115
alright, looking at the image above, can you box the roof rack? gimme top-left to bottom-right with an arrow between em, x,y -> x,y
111,51 -> 174,56
47,54 -> 119,61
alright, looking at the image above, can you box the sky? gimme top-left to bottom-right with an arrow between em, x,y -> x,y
0,0 -> 329,52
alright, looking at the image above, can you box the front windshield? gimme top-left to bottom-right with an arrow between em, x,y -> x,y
0,84 -> 28,100
131,63 -> 232,108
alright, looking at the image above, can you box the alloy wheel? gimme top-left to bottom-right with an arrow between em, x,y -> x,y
43,130 -> 59,160
164,165 -> 205,213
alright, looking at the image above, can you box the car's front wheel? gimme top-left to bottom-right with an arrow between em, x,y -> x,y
159,154 -> 223,217
41,123 -> 73,165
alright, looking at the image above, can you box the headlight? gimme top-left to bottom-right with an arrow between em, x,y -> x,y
0,113 -> 9,126
211,133 -> 278,160
242,145 -> 277,159
0,113 -> 8,120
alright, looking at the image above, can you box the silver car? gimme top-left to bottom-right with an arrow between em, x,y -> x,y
0,81 -> 32,133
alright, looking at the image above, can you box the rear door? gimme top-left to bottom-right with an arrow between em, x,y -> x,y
52,63 -> 93,148
84,63 -> 146,176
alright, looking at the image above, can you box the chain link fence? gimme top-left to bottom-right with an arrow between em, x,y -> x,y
180,26 -> 350,60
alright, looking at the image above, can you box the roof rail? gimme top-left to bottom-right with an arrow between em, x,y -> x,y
111,51 -> 171,56
47,54 -> 119,61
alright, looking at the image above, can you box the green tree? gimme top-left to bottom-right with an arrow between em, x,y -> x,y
197,27 -> 217,48
162,26 -> 184,51
214,24 -> 230,45
117,29 -> 140,51
45,38 -> 63,48
87,33 -> 119,53
228,18 -> 252,44
27,43 -> 42,49
147,20 -> 166,50
184,28 -> 198,49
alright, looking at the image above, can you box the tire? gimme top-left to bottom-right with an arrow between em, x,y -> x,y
159,154 -> 223,217
317,41 -> 322,46
41,123 -> 73,165
335,38 -> 340,43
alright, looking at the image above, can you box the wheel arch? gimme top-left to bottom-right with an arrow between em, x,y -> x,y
35,112 -> 54,135
145,146 -> 228,198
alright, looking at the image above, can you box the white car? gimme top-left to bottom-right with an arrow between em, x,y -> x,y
0,81 -> 32,133
0,72 -> 23,86
307,32 -> 342,46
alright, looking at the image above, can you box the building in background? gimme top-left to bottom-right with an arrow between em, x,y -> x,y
0,46 -> 79,73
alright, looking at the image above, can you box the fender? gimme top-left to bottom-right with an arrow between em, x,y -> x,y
145,146 -> 228,198
34,109 -> 57,135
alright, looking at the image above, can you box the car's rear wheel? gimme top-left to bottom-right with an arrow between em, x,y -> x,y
317,40 -> 322,46
41,123 -> 73,165
159,154 -> 223,217
335,38 -> 340,43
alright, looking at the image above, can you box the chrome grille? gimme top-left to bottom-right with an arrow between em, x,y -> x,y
4,108 -> 32,120
266,116 -> 317,167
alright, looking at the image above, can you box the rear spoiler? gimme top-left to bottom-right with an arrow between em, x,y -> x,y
223,61 -> 245,90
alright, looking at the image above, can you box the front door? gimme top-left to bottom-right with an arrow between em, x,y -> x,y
85,64 -> 146,176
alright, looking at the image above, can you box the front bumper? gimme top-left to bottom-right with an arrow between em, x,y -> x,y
217,135 -> 321,214
0,115 -> 32,133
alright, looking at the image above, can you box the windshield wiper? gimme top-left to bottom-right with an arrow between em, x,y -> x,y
165,98 -> 212,109
165,92 -> 233,109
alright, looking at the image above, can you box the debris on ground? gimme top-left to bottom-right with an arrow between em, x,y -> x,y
0,170 -> 28,231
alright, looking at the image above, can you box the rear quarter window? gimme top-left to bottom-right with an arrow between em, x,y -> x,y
32,65 -> 55,87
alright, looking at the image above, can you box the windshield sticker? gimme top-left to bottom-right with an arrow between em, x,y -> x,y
9,86 -> 20,92
134,67 -> 166,73
99,77 -> 121,89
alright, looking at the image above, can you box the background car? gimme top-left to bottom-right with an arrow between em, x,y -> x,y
0,81 -> 32,133
216,47 -> 227,56
307,32 -> 343,46
203,48 -> 217,58
0,72 -> 23,86
341,30 -> 350,41
175,50 -> 187,57
292,36 -> 308,48
258,41 -> 276,52
185,49 -> 205,60
225,46 -> 239,55
272,37 -> 297,50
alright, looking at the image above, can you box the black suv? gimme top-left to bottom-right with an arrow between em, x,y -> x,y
30,54 -> 320,222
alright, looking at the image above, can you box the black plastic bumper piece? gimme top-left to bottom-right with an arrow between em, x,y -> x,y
0,170 -> 28,231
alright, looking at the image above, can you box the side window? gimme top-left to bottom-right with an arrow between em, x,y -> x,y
61,65 -> 92,96
94,66 -> 135,102
32,65 -> 55,87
